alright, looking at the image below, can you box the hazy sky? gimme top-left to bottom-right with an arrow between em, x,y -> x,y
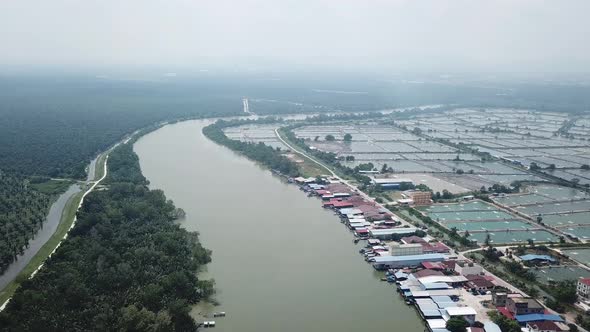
2,0 -> 590,73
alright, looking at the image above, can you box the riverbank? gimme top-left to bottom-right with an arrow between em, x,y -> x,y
0,141 -> 212,330
0,118 -> 208,308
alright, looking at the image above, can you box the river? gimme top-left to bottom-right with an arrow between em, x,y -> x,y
134,119 -> 423,332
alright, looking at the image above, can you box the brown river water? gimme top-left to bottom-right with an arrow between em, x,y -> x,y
134,119 -> 423,332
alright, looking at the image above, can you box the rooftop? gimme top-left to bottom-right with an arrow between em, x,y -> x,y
401,235 -> 427,244
527,321 -> 563,331
369,227 -> 419,235
426,319 -> 447,330
483,322 -> 502,332
373,253 -> 446,263
414,269 -> 444,278
372,178 -> 413,184
422,261 -> 446,270
445,306 -> 477,316
509,297 -> 543,309
514,313 -> 564,323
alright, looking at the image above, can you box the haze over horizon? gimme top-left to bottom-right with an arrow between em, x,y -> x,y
2,0 -> 590,74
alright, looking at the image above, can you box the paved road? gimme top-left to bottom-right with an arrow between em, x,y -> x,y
274,128 -> 412,227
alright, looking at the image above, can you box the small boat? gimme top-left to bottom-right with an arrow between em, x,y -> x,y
380,277 -> 387,281
203,321 -> 216,328
213,312 -> 226,317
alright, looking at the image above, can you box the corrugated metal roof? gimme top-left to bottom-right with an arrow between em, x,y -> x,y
483,322 -> 501,332
436,302 -> 458,309
421,309 -> 443,317
431,295 -> 452,303
445,306 -> 477,316
369,228 -> 419,235
417,275 -> 468,284
372,178 -> 413,184
422,283 -> 452,290
373,253 -> 446,263
426,319 -> 447,330
514,313 -> 564,323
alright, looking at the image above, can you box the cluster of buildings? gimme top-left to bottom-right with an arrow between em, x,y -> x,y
294,177 -> 576,332
387,258 -> 571,332
370,177 -> 433,206
390,259 -> 492,331
301,179 -> 408,230
494,293 -> 569,332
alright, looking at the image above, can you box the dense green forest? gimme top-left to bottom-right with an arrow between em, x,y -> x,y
0,173 -> 52,274
246,77 -> 590,114
0,143 -> 212,331
0,76 -> 242,178
203,118 -> 300,177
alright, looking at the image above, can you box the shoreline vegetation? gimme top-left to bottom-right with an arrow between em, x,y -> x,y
0,187 -> 83,306
0,174 -> 55,274
0,142 -> 213,331
0,118 -> 211,310
202,112 -> 590,330
202,117 -> 300,177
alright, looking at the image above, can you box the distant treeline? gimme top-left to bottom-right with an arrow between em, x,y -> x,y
0,143 -> 213,331
202,117 -> 300,177
0,172 -> 52,274
3,75 -> 590,178
248,80 -> 590,115
0,76 -> 242,179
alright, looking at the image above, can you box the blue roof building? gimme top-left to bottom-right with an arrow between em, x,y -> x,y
514,313 -> 564,323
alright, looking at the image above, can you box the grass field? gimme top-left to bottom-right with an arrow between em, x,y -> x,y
297,157 -> 329,177
30,179 -> 74,195
93,153 -> 107,181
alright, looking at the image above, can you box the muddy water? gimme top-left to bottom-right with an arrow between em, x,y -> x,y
134,120 -> 423,332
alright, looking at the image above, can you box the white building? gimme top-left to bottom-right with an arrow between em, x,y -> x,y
443,306 -> 477,324
455,261 -> 483,276
577,277 -> 590,300
389,243 -> 423,256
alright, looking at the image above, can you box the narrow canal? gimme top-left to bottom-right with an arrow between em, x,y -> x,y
0,184 -> 82,290
1,154 -> 98,291
134,120 -> 423,332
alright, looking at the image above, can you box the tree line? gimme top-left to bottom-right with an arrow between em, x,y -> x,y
0,76 -> 242,179
0,143 -> 213,331
202,118 -> 300,177
0,172 -> 52,273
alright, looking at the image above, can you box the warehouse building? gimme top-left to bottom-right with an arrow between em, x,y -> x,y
371,178 -> 413,190
369,227 -> 419,240
372,253 -> 446,270
389,243 -> 424,256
